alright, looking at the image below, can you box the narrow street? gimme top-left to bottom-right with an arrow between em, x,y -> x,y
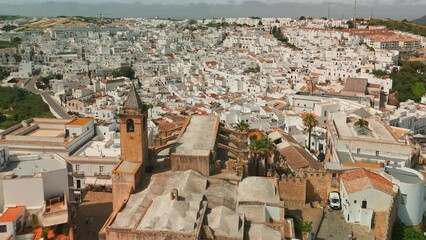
25,75 -> 72,119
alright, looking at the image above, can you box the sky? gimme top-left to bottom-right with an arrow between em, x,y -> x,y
0,0 -> 425,20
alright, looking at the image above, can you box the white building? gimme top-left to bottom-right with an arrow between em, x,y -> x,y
1,154 -> 69,228
386,166 -> 426,226
340,168 -> 397,229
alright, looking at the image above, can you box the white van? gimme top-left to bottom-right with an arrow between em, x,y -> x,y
328,191 -> 341,210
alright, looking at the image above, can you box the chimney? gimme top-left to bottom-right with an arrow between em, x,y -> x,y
170,188 -> 178,201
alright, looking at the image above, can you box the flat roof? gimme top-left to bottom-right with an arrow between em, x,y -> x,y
115,160 -> 139,174
74,140 -> 120,158
387,168 -> 423,184
66,118 -> 93,127
0,206 -> 25,223
173,115 -> 219,156
4,155 -> 65,177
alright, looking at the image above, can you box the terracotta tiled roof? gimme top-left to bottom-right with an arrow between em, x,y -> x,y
0,206 -> 25,223
341,168 -> 395,196
66,118 -> 92,126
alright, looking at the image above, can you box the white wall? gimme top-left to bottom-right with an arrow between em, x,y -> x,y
3,177 -> 44,209
42,168 -> 68,201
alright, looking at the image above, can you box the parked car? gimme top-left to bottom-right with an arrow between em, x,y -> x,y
328,191 -> 341,210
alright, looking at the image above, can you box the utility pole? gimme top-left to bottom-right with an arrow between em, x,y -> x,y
353,0 -> 357,20
328,2 -> 331,19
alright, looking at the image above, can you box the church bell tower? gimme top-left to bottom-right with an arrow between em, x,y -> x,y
119,84 -> 148,166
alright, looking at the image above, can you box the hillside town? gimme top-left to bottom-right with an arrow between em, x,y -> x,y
0,15 -> 426,240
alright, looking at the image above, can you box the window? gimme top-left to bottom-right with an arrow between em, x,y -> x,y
75,165 -> 80,172
0,225 -> 6,233
401,194 -> 407,205
324,111 -> 327,117
99,166 -> 104,173
376,151 -> 379,156
357,148 -> 361,154
361,200 -> 367,209
126,119 -> 134,132
354,200 -> 357,204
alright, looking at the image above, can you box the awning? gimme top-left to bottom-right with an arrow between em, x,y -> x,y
85,177 -> 96,185
95,178 -> 107,187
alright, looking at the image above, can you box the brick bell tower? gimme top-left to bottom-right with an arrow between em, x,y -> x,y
111,84 -> 148,212
119,83 -> 149,167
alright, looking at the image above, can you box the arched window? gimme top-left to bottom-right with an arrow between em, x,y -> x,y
126,119 -> 134,132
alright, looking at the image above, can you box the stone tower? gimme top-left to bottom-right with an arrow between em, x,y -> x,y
111,84 -> 148,212
119,83 -> 148,166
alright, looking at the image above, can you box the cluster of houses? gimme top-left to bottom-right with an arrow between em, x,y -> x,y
0,15 -> 425,239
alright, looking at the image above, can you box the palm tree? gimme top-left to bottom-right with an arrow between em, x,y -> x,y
354,118 -> 369,128
303,113 -> 318,151
235,120 -> 250,132
249,136 -> 275,176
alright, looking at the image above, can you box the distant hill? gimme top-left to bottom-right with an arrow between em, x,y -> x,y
368,18 -> 426,37
412,15 -> 426,26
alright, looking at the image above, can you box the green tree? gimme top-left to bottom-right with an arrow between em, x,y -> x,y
188,19 -> 197,25
112,66 -> 135,79
302,113 -> 318,151
354,118 -> 369,128
249,136 -> 276,176
235,120 -> 250,132
1,25 -> 17,32
393,219 -> 426,240
299,16 -> 306,20
347,20 -> 355,28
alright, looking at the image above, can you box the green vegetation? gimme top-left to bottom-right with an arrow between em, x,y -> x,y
272,26 -> 288,42
244,65 -> 260,73
347,20 -> 355,29
188,19 -> 197,25
302,113 -> 318,151
392,220 -> 426,240
235,120 -> 250,132
249,136 -> 275,176
0,37 -> 21,49
112,66 -> 135,79
1,25 -> 18,32
206,22 -> 230,28
0,15 -> 22,21
372,69 -> 388,77
391,61 -> 426,102
412,15 -> 426,26
368,18 -> 426,37
0,68 -> 9,80
0,87 -> 53,129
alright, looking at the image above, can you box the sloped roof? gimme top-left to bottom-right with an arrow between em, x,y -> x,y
341,168 -> 395,196
342,78 -> 368,94
207,206 -> 242,238
278,133 -> 323,170
351,108 -> 372,118
238,177 -> 281,204
248,224 -> 281,240
123,84 -> 144,110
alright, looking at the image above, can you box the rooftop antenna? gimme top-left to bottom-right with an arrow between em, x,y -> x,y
328,2 -> 331,19
370,7 -> 374,19
353,0 -> 357,20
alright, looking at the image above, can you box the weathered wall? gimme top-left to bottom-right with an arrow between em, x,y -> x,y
171,154 -> 210,176
120,115 -> 148,165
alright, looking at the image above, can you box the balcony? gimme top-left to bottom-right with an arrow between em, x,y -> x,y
72,171 -> 85,177
94,172 -> 111,179
42,196 -> 68,227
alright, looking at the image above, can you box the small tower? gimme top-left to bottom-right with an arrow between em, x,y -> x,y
119,84 -> 148,166
112,84 -> 148,212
